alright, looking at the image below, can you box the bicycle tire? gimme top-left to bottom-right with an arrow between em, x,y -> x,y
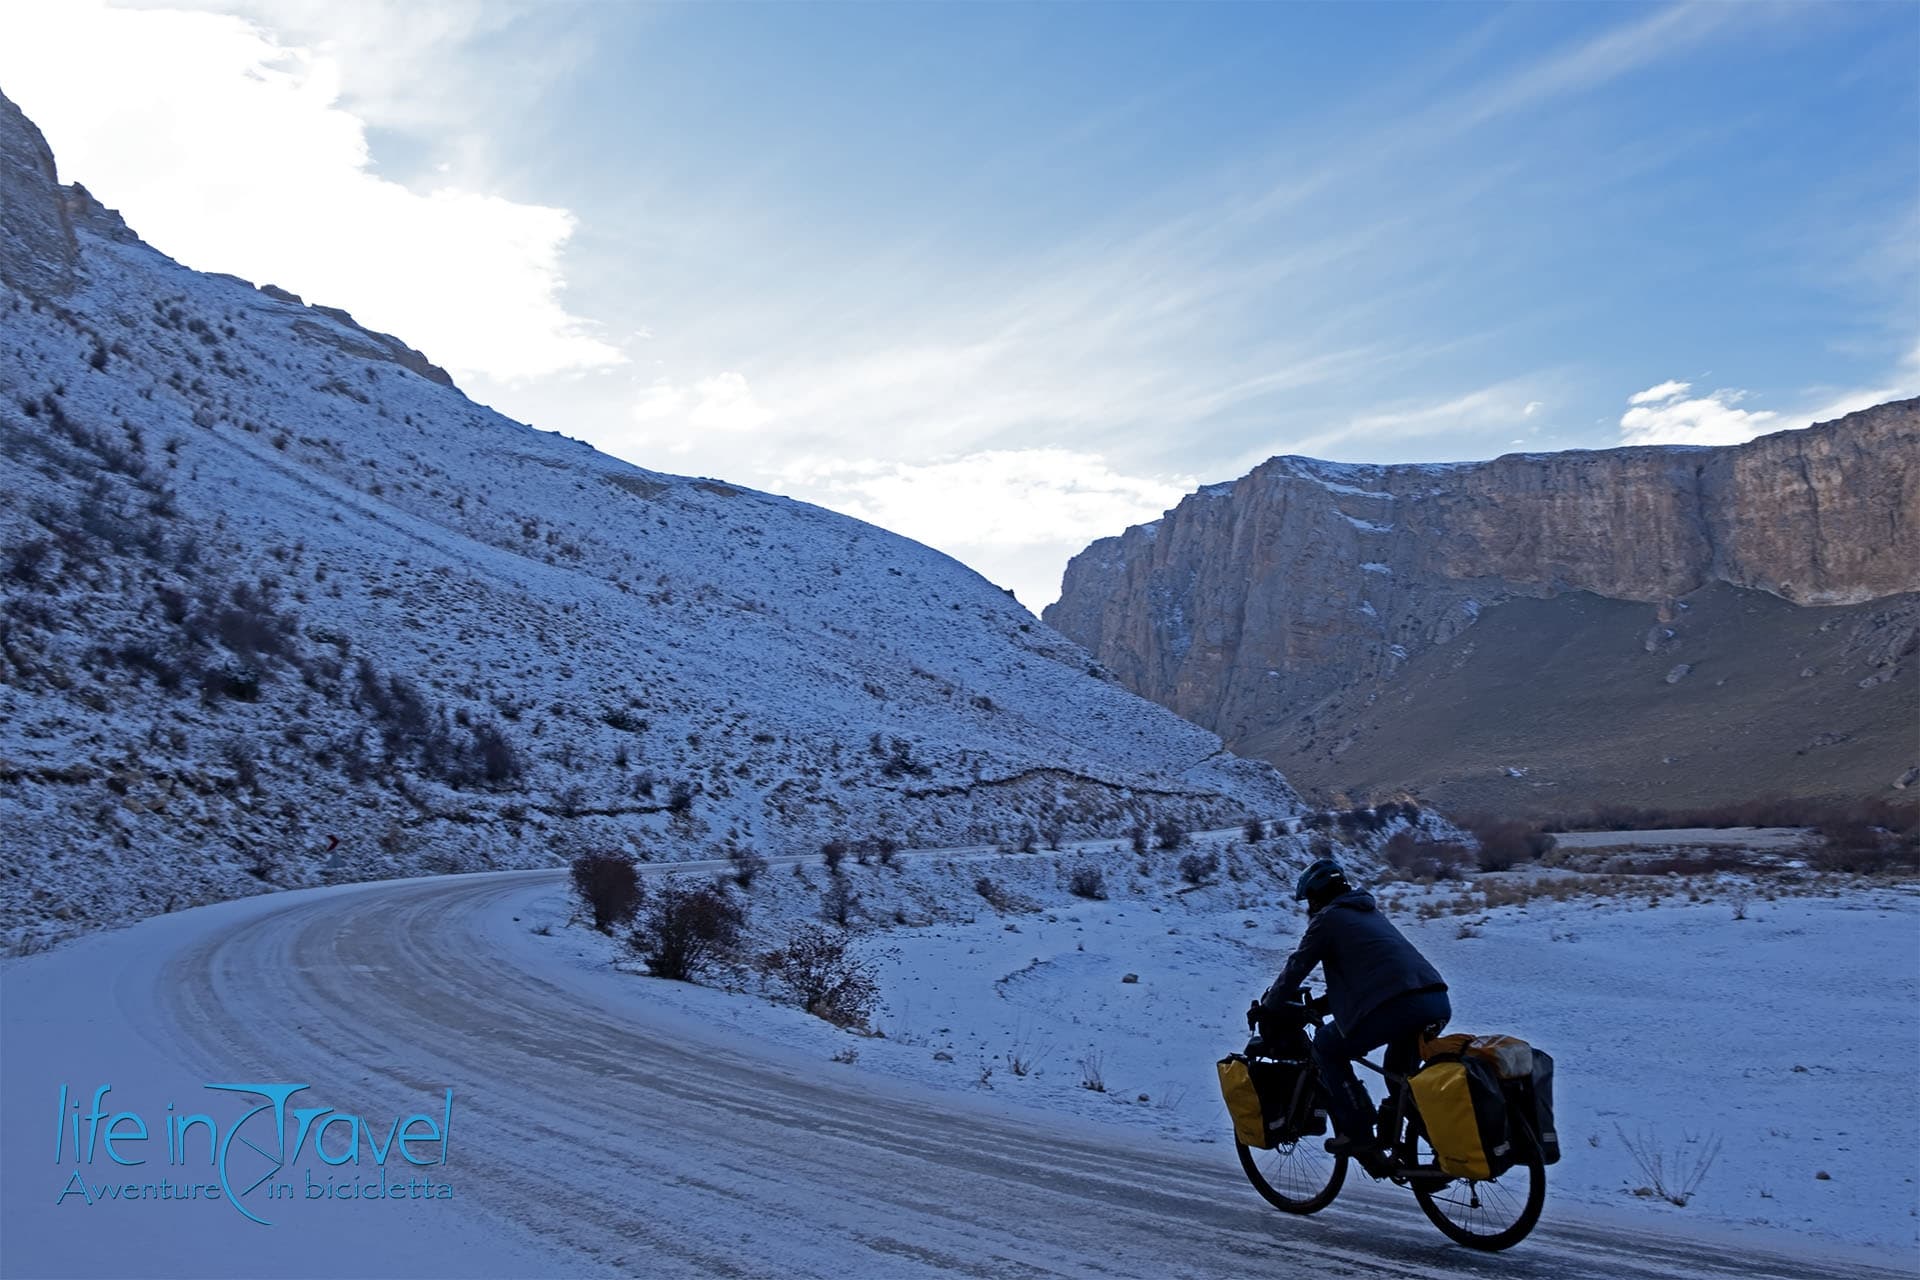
1408,1116 -> 1546,1251
1236,1139 -> 1348,1215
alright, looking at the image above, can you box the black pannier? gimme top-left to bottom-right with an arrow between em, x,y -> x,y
1503,1048 -> 1560,1165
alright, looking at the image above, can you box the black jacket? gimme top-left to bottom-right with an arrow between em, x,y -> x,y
1263,889 -> 1446,1034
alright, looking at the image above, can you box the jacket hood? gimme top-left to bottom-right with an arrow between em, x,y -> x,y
1326,888 -> 1376,914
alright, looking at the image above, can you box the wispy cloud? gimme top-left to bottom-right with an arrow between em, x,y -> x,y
0,0 -> 619,382
1629,379 -> 1692,405
1255,379 -> 1557,462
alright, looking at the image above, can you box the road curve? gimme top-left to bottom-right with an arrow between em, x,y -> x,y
49,869 -> 1911,1278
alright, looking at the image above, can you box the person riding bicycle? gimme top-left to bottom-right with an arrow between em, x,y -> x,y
1257,857 -> 1450,1168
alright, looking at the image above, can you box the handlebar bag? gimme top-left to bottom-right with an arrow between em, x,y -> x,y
1410,1054 -> 1513,1180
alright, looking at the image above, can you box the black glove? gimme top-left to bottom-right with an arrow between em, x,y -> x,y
1246,999 -> 1262,1031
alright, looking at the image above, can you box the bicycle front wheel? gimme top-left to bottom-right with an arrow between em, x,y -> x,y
1236,1138 -> 1347,1214
1408,1119 -> 1546,1251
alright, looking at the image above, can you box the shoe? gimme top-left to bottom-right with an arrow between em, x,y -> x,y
1325,1133 -> 1395,1178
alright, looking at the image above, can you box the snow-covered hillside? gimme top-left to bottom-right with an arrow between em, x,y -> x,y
0,90 -> 1297,951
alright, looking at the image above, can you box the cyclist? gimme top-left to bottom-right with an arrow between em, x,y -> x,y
1258,857 -> 1450,1168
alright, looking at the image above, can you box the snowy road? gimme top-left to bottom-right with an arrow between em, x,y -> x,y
2,868 -> 1907,1279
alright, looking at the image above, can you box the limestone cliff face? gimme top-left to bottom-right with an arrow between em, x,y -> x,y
0,88 -> 78,297
1044,401 -> 1920,753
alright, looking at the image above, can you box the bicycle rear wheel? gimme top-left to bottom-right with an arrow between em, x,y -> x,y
1236,1138 -> 1347,1214
1408,1117 -> 1545,1250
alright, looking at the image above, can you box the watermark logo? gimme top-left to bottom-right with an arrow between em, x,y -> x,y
52,1083 -> 455,1226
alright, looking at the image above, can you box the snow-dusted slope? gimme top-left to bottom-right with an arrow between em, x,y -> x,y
0,91 -> 1296,950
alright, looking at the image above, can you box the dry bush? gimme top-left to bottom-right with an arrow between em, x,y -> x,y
763,924 -> 880,1028
1812,821 -> 1919,874
820,877 -> 859,926
1460,816 -> 1556,870
1067,863 -> 1107,900
1177,850 -> 1218,886
629,881 -> 745,980
1382,831 -> 1470,881
1615,1125 -> 1723,1207
728,845 -> 769,889
975,875 -> 1012,911
570,852 -> 642,933
1539,796 -> 1917,835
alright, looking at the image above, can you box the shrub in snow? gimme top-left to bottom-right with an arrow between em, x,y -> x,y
764,924 -> 880,1028
1615,1124 -> 1723,1207
1177,850 -> 1218,886
1128,823 -> 1149,856
1153,817 -> 1186,851
1244,817 -> 1265,843
820,878 -> 858,927
1382,831 -> 1469,881
974,875 -> 1017,912
1463,816 -> 1556,870
1067,863 -> 1107,900
728,845 -> 769,889
1813,820 -> 1917,874
630,881 -> 745,980
821,839 -> 848,872
570,852 -> 642,933
866,835 -> 900,868
877,737 -> 931,778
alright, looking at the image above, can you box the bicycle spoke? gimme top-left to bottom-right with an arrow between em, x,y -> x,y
1256,1141 -> 1334,1198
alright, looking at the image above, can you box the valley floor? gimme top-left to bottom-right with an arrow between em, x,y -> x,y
2,840 -> 1913,1278
532,850 -> 1920,1261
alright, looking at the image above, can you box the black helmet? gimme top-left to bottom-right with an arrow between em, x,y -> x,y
1294,857 -> 1349,908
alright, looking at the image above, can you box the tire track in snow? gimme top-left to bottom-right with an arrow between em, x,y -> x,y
144,870 -> 1907,1280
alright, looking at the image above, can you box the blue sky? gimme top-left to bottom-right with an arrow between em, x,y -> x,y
2,1 -> 1915,608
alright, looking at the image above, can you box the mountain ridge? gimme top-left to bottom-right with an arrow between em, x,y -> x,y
1045,400 -> 1918,814
0,88 -> 1304,950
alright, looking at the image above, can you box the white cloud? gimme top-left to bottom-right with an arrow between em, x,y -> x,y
1620,345 -> 1920,448
0,0 -> 621,382
784,449 -> 1197,609
1523,400 -> 1544,417
1618,383 -> 1779,446
1627,379 -> 1691,405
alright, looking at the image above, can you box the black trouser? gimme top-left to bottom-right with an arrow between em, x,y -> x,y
1310,988 -> 1451,1141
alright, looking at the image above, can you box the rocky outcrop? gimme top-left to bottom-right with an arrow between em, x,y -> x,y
0,88 -> 452,388
1045,401 -> 1920,796
0,88 -> 78,297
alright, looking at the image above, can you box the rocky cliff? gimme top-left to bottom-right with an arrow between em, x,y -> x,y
1045,403 -> 1920,812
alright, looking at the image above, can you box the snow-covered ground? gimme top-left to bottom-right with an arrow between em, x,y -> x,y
6,845 -> 1911,1278
526,841 -> 1920,1261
